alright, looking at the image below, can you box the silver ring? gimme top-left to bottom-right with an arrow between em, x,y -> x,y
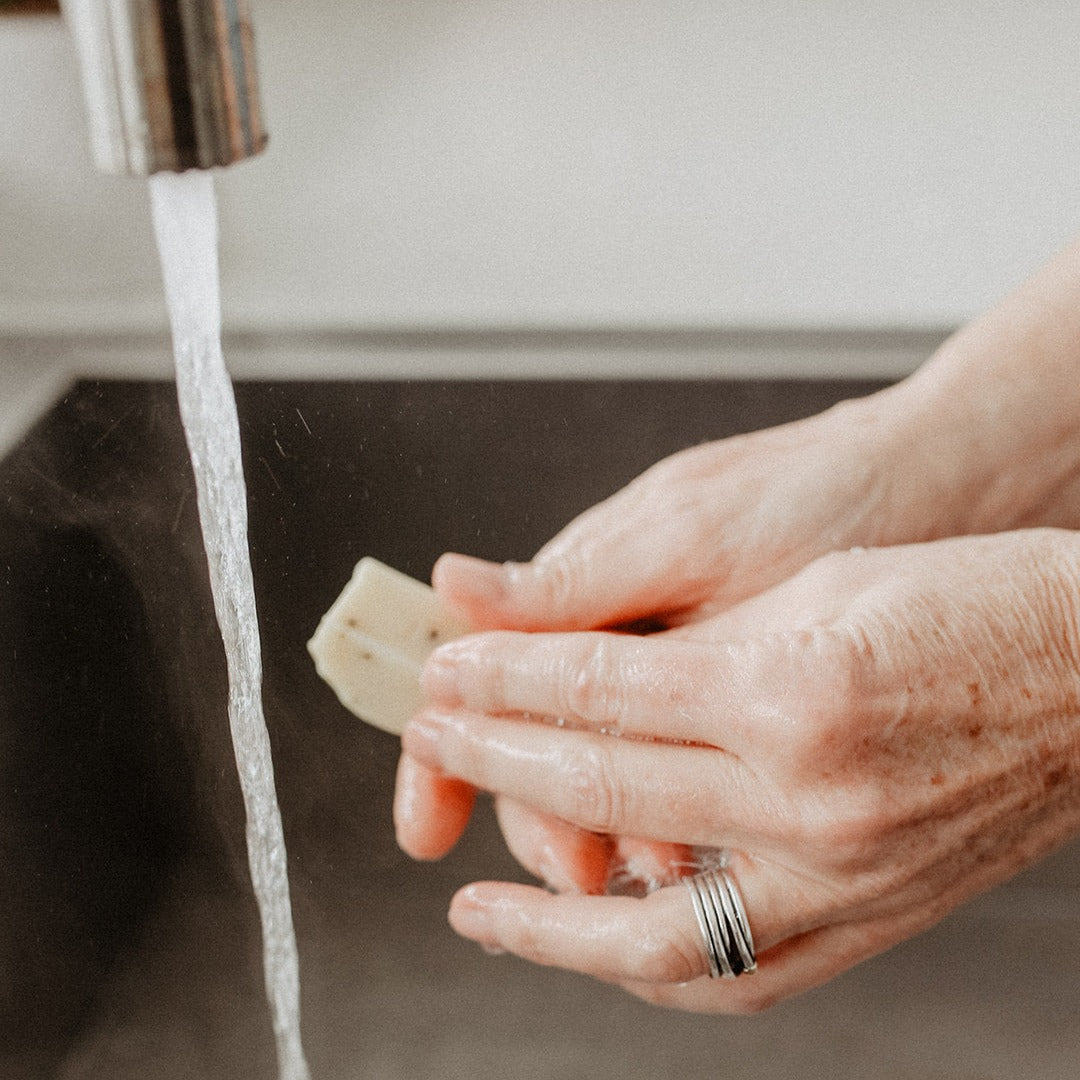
684,866 -> 757,979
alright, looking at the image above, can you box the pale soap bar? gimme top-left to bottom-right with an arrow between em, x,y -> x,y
307,557 -> 471,736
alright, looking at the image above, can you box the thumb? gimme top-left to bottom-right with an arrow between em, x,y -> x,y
432,544 -> 702,633
433,469 -> 724,631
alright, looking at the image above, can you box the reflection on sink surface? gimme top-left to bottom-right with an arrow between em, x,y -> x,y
2,377 -> 1079,1080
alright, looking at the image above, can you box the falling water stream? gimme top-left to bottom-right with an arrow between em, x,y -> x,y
149,170 -> 310,1080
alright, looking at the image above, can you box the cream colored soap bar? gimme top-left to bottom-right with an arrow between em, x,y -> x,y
307,558 -> 470,736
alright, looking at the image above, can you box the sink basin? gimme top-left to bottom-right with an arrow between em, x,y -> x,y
2,370 -> 1078,1079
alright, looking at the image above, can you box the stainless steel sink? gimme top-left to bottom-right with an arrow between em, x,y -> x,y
2,369 -> 1078,1079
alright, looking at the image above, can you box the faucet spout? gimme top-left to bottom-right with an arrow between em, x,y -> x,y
61,0 -> 267,175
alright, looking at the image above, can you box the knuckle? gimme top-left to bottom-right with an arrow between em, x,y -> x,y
564,743 -> 625,833
782,626 -> 869,770
532,556 -> 585,620
790,783 -> 892,875
465,637 -> 510,711
562,637 -> 623,728
629,925 -> 702,984
439,723 -> 487,788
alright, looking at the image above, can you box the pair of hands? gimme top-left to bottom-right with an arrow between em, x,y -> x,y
393,348 -> 1080,1012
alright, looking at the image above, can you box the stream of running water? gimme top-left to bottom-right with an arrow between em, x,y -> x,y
149,169 -> 310,1080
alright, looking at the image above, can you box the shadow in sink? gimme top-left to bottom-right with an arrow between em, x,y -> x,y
2,377 -> 1078,1080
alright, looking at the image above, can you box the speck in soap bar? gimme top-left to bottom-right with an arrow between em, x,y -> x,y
307,558 -> 470,736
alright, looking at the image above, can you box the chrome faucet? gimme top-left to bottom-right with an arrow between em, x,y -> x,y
60,0 -> 267,174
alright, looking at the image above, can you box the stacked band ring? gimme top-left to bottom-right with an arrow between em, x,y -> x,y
684,866 -> 757,979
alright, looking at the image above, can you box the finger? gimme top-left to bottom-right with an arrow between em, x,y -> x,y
609,836 -> 697,895
447,853 -> 794,988
494,797 -> 612,894
422,630 -> 778,753
431,478 -> 715,632
393,753 -> 477,860
402,711 -> 775,849
435,550 -> 665,633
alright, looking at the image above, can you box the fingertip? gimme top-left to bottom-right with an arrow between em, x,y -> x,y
393,753 -> 476,861
449,880 -> 541,925
494,797 -> 613,895
447,882 -> 502,948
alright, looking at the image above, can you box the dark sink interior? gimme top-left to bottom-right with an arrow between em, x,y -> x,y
2,376 -> 1078,1080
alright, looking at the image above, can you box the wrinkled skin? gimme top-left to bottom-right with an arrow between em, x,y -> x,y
392,239 -> 1080,1010
400,531 -> 1080,1011
395,393 -> 924,891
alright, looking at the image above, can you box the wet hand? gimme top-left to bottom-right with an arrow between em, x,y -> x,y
400,530 -> 1080,1011
396,387 -> 934,877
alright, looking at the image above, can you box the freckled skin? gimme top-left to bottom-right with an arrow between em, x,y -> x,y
397,530 -> 1080,1012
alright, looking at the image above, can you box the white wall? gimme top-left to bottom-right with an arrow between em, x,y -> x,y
3,1 -> 1080,341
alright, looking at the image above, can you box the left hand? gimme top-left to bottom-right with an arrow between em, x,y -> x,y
400,529 -> 1080,1011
